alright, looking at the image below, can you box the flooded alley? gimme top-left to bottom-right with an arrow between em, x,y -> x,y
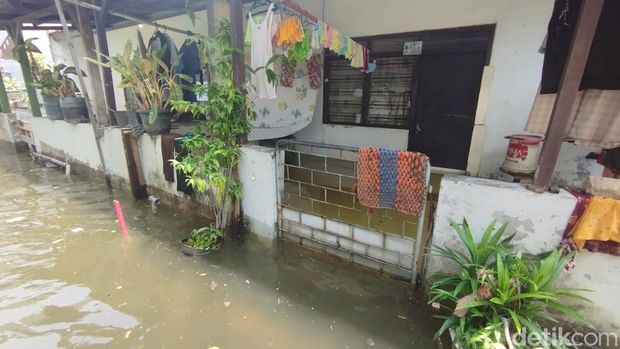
0,145 -> 438,349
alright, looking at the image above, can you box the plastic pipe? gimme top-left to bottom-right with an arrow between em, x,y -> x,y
112,200 -> 129,237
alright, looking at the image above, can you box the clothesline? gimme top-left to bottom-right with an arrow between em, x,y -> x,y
246,0 -> 372,99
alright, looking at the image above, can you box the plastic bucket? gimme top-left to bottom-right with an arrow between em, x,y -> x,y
42,94 -> 63,120
502,134 -> 544,174
60,96 -> 89,123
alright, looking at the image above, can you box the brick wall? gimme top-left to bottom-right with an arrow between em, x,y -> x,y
278,146 -> 440,280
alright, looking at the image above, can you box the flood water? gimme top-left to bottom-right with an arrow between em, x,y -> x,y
0,145 -> 438,349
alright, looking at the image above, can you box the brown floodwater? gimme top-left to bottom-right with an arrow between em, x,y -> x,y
0,145 -> 439,349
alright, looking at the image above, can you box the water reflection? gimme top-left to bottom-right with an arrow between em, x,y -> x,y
0,146 -> 438,348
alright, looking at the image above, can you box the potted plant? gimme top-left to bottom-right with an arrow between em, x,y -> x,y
169,19 -> 257,250
180,226 -> 223,256
428,219 -> 592,349
88,42 -> 184,135
32,64 -> 85,121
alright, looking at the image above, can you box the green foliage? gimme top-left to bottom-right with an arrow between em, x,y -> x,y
3,76 -> 19,91
169,19 -> 255,232
186,226 -> 223,250
429,219 -> 592,349
32,64 -> 85,97
86,41 -> 188,123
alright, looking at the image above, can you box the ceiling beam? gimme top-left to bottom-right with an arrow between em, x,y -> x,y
0,5 -> 59,26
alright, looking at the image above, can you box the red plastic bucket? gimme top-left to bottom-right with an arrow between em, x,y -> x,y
502,135 -> 544,174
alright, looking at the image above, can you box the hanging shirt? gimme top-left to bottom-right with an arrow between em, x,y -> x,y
275,16 -> 305,47
248,3 -> 277,99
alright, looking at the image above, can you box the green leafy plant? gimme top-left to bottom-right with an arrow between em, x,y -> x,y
32,64 -> 84,97
86,41 -> 187,123
3,76 -> 19,91
186,226 -> 223,250
429,219 -> 592,349
169,19 -> 255,233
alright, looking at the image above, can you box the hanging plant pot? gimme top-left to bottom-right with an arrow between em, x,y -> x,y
138,111 -> 172,135
41,94 -> 63,120
113,111 -> 131,128
179,238 -> 220,256
60,96 -> 89,123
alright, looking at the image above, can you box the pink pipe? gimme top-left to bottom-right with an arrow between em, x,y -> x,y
113,200 -> 129,237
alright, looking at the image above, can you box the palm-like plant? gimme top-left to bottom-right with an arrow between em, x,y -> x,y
32,64 -> 84,97
429,219 -> 592,349
86,41 -> 186,123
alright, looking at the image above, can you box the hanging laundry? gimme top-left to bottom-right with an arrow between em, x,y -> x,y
526,88 -> 620,148
148,31 -> 178,70
245,12 -> 281,47
275,16 -> 304,47
350,43 -> 364,68
325,25 -> 334,49
307,54 -> 322,89
310,22 -> 321,51
338,34 -> 348,56
178,40 -> 202,103
344,38 -> 354,60
286,29 -> 311,62
356,147 -> 429,217
541,0 -> 620,94
321,22 -> 329,48
572,196 -> 620,254
329,29 -> 342,53
280,59 -> 296,88
247,3 -> 277,99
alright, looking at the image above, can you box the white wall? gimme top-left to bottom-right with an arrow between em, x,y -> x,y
239,145 -> 278,239
427,175 -> 620,334
30,118 -> 129,180
292,0 -> 600,183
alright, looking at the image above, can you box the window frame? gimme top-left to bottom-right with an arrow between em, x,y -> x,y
322,24 -> 495,129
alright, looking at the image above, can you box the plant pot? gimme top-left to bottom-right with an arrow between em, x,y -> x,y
138,111 -> 172,135
60,96 -> 89,123
180,238 -> 219,256
42,94 -> 63,120
128,112 -> 141,126
113,111 -> 131,128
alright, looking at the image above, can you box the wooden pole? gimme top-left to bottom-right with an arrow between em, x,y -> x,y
6,25 -> 42,117
0,72 -> 11,113
94,0 -> 117,120
54,0 -> 112,188
528,0 -> 604,193
76,6 -> 110,125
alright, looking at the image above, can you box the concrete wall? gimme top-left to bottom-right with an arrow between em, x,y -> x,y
291,0 -> 601,184
427,175 -> 620,334
0,112 -> 18,143
239,145 -> 278,240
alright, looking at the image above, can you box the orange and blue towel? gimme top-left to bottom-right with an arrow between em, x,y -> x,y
357,147 -> 429,217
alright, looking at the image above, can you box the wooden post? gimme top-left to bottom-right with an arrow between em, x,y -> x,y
0,72 -> 11,113
528,0 -> 604,193
94,0 -> 117,121
229,0 -> 245,88
54,0 -> 112,188
6,24 -> 42,117
76,6 -> 110,125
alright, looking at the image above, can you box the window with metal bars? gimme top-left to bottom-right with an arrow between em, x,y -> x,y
323,36 -> 418,129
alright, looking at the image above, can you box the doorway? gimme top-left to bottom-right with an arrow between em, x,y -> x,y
408,26 -> 494,170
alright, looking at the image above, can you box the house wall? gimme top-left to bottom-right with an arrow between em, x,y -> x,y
292,0 -> 603,185
427,175 -> 620,334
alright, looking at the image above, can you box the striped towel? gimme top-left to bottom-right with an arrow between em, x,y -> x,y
357,147 -> 429,217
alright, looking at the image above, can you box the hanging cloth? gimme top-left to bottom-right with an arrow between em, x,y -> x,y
248,3 -> 277,99
275,16 -> 305,47
356,147 -> 429,217
572,196 -> 620,254
540,0 -> 620,94
525,88 -> 620,148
